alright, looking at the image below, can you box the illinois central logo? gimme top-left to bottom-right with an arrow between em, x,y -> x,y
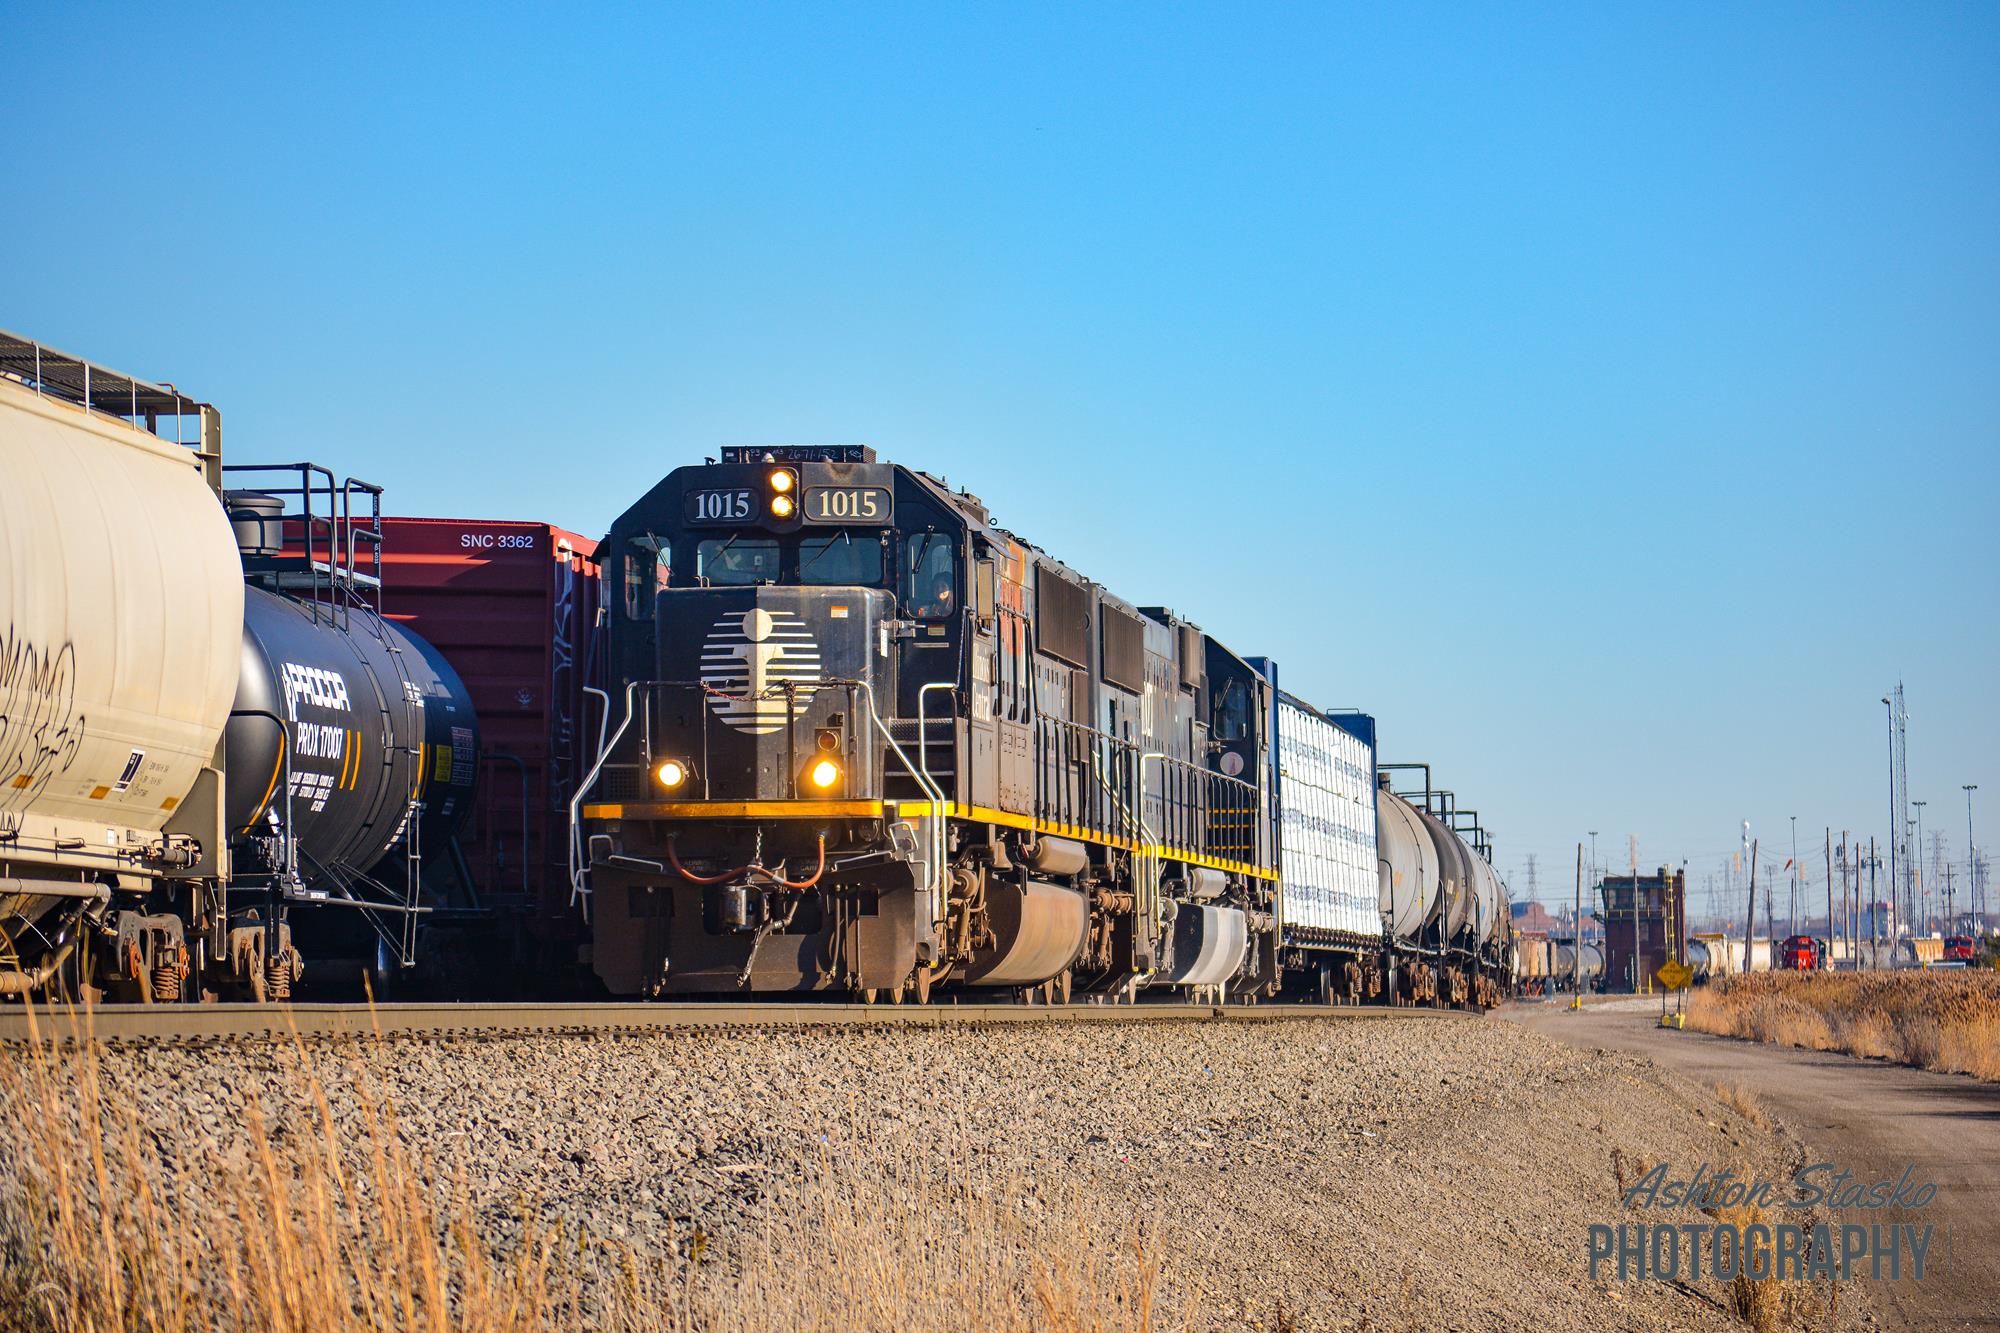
699,608 -> 825,734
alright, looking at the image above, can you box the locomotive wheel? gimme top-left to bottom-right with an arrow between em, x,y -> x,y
859,988 -> 878,1005
1054,970 -> 1071,1005
913,966 -> 933,1005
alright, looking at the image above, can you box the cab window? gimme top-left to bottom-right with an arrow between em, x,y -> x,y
623,538 -> 668,619
798,532 -> 884,586
902,532 -> 960,620
697,537 -> 780,585
1213,677 -> 1249,742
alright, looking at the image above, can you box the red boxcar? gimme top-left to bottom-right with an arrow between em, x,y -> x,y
376,518 -> 601,960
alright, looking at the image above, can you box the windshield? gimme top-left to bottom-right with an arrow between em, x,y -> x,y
697,537 -> 781,585
799,532 -> 884,585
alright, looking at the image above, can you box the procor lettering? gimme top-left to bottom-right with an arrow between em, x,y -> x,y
281,662 -> 352,718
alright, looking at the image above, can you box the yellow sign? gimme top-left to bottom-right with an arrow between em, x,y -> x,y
1656,959 -> 1693,991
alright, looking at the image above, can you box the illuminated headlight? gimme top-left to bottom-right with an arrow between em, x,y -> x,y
806,758 -> 841,791
771,494 -> 796,518
768,468 -> 796,494
655,759 -> 689,789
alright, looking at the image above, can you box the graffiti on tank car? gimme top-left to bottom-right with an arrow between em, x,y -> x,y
0,630 -> 86,815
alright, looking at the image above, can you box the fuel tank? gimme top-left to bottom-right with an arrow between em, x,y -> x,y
224,586 -> 478,882
0,377 -> 241,868
960,876 -> 1089,986
1164,903 -> 1249,986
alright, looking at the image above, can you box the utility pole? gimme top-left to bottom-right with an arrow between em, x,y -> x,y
1573,842 -> 1583,1003
1869,836 -> 1880,966
1825,827 -> 1835,968
1789,815 -> 1799,937
1884,694 -> 1901,947
1764,862 -> 1776,957
1914,800 -> 1928,934
1588,832 -> 1599,945
1967,785 -> 1981,935
1742,838 -> 1760,974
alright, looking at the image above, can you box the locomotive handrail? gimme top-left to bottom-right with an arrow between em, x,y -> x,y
913,682 -> 955,934
568,677 -> 948,943
569,680 -> 648,913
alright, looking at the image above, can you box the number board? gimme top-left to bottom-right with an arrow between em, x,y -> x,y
686,489 -> 753,525
803,486 -> 893,524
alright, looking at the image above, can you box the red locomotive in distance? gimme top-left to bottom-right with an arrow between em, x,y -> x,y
1943,935 -> 1976,964
1778,934 -> 1827,971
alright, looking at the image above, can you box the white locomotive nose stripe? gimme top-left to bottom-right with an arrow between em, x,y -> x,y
698,609 -> 827,734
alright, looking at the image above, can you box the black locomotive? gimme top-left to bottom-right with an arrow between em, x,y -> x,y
580,445 -> 1358,1002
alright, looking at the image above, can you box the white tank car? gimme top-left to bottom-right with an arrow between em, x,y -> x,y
1,344 -> 240,998
0,374 -> 241,871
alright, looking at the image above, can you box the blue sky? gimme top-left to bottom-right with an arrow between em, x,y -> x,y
6,3 -> 1996,908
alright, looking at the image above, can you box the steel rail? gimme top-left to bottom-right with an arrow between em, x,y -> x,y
0,1000 -> 1475,1045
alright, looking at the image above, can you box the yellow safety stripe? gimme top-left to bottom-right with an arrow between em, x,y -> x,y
582,797 -> 1277,882
895,801 -> 1279,882
584,799 -> 886,820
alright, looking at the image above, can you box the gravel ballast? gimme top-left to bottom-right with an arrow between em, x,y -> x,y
1,1009 -> 1875,1330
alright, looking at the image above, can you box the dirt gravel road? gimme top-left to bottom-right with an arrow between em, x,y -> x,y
1508,998 -> 2000,1331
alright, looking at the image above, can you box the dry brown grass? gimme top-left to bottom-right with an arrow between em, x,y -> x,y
1710,1200 -> 1784,1333
1711,1082 -> 1770,1131
1687,970 -> 2000,1081
0,1005 -> 1174,1333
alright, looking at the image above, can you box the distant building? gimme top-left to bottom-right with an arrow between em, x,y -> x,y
1594,868 -> 1687,993
1510,901 -> 1563,935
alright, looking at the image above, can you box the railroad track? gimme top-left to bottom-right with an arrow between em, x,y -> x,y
0,999 -> 1475,1044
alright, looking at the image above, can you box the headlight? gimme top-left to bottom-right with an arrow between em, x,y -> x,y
655,759 -> 689,789
806,758 -> 841,790
771,494 -> 796,518
768,468 -> 796,494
